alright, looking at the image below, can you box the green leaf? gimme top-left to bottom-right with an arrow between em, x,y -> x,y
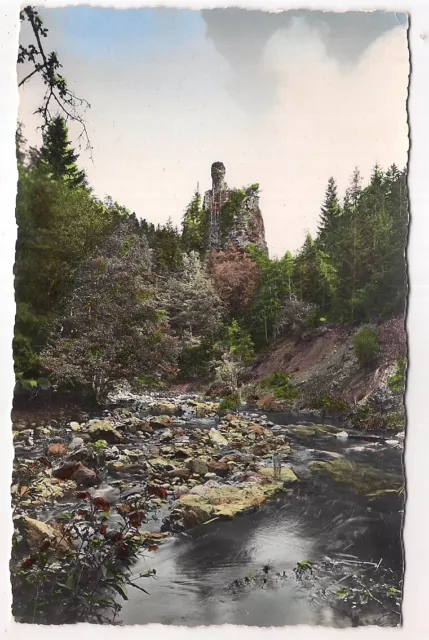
336,588 -> 349,599
65,572 -> 76,590
388,587 -> 401,595
112,582 -> 128,600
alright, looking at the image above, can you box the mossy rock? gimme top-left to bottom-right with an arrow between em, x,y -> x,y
256,466 -> 298,483
286,424 -> 343,437
85,420 -> 123,444
179,481 -> 284,526
148,457 -> 172,468
309,458 -> 403,495
153,402 -> 177,415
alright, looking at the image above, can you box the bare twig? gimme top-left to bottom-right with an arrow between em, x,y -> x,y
18,6 -> 93,159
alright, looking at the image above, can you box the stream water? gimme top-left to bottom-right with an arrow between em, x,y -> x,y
118,414 -> 404,627
12,401 -> 404,627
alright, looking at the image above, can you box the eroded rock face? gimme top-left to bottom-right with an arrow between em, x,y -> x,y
203,162 -> 268,253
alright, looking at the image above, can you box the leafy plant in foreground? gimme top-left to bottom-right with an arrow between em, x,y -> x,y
11,492 -> 156,624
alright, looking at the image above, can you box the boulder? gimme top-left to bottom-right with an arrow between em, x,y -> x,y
136,421 -> 153,434
167,468 -> 191,479
309,458 -> 403,494
187,458 -> 209,476
178,481 -> 284,527
161,428 -> 174,442
85,420 -> 123,444
47,443 -> 68,457
256,465 -> 298,483
69,437 -> 85,451
52,462 -> 81,480
150,415 -> 173,429
209,428 -> 228,446
249,424 -> 271,437
286,424 -> 343,437
207,460 -> 230,477
251,443 -> 270,456
15,516 -> 74,554
153,401 -> 177,415
71,465 -> 99,488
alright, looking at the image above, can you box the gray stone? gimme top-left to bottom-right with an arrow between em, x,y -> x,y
203,162 -> 268,253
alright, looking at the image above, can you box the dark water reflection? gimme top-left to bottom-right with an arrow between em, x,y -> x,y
120,431 -> 404,627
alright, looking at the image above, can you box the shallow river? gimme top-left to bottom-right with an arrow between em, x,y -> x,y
119,416 -> 404,627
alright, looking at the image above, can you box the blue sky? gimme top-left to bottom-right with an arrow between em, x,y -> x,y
19,8 -> 409,256
47,7 -> 205,57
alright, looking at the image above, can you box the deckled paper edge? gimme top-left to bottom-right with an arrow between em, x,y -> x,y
0,1 -> 427,639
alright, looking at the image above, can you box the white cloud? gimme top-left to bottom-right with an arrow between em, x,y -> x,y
18,12 -> 409,257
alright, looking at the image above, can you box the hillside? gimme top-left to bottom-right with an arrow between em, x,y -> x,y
252,317 -> 405,406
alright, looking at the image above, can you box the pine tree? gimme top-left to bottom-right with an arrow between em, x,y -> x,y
318,177 -> 341,251
39,116 -> 87,187
182,188 -> 209,254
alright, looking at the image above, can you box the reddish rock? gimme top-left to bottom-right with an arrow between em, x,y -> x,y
52,462 -> 81,480
47,443 -> 68,457
252,443 -> 270,456
71,465 -> 98,488
207,461 -> 230,477
249,424 -> 271,437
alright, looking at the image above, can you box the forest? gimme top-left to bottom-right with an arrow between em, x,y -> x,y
14,113 -> 408,405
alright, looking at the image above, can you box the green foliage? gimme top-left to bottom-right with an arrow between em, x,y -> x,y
387,357 -> 407,393
272,165 -> 408,324
182,189 -> 209,255
38,116 -> 87,187
41,221 -> 180,401
261,372 -> 300,401
177,339 -> 218,381
353,328 -> 381,367
386,411 -> 405,431
310,395 -> 350,413
11,492 -> 155,624
349,401 -> 404,432
88,439 -> 108,450
152,219 -> 183,272
245,248 -> 295,348
226,320 -> 254,363
218,392 -> 241,413
14,156 -> 122,379
135,375 -> 165,391
293,560 -> 314,578
219,189 -> 247,243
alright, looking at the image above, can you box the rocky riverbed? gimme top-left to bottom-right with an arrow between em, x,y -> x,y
11,393 -> 405,627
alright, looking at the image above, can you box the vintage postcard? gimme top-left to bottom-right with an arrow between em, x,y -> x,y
11,4 -> 409,628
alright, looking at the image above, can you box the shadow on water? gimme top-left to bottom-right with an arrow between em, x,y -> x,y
120,427 -> 404,627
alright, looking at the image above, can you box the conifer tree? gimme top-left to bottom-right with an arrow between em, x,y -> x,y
39,116 -> 87,187
318,177 -> 341,251
182,188 -> 209,254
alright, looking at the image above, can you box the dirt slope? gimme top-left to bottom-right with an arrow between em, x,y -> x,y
251,317 -> 406,404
